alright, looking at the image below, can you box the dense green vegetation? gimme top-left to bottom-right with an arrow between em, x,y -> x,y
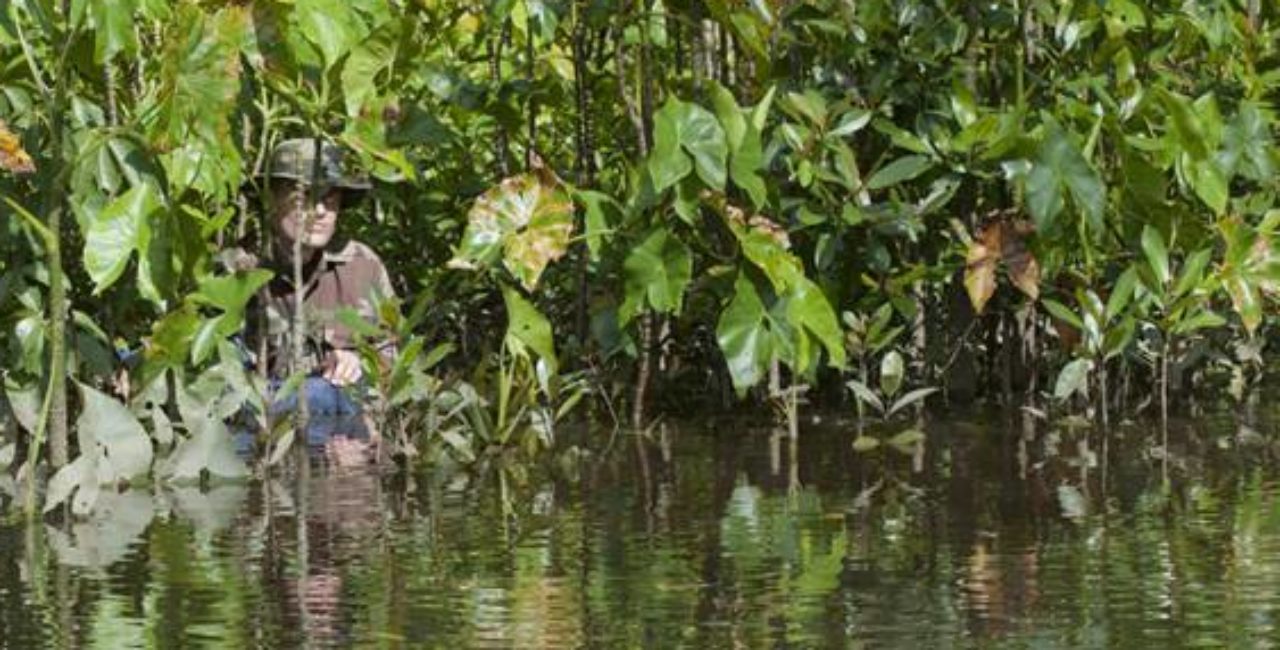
0,0 -> 1278,513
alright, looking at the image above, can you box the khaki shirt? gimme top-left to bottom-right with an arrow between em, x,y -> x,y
234,240 -> 396,377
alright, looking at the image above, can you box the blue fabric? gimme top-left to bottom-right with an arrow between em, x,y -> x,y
233,377 -> 370,455
270,376 -> 364,417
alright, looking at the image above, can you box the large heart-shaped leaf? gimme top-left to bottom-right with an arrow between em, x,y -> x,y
502,285 -> 558,378
716,275 -> 773,396
1026,119 -> 1104,233
449,165 -> 574,291
648,98 -> 728,193
619,228 -> 693,325
83,183 -> 162,294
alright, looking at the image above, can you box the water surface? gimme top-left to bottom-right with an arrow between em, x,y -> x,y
3,407 -> 1280,648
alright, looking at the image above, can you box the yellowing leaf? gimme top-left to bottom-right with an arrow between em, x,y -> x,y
0,121 -> 34,174
449,158 -> 575,291
965,224 -> 999,314
964,217 -> 1039,313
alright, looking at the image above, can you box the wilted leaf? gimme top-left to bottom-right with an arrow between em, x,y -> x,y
0,121 -> 34,174
1002,220 -> 1040,300
965,221 -> 1001,313
449,163 -> 574,291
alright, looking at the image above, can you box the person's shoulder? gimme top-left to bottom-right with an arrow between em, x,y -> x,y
331,240 -> 386,265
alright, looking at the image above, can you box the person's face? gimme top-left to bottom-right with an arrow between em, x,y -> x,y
272,181 -> 342,252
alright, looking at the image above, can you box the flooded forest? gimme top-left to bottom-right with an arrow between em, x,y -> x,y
1,0 -> 1280,647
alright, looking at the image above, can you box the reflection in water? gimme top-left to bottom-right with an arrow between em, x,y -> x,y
3,410 -> 1280,647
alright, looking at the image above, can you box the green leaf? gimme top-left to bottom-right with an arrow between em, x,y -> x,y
852,435 -> 881,453
4,378 -> 39,435
1105,266 -> 1140,321
1158,88 -> 1209,160
866,155 -> 932,190
887,388 -> 939,418
648,98 -> 728,193
77,383 -> 154,482
709,82 -> 767,207
84,184 -> 161,295
341,20 -> 400,117
1027,119 -> 1105,233
502,286 -> 558,377
1171,310 -> 1226,336
783,276 -> 847,371
91,0 -> 139,64
716,275 -> 772,397
192,269 -> 273,313
879,350 -> 904,398
619,229 -> 693,325
1042,298 -> 1083,330
1226,276 -> 1263,335
845,379 -> 884,414
1053,358 -> 1093,401
1173,248 -> 1213,298
165,408 -> 248,482
575,189 -> 621,262
887,428 -> 925,448
45,456 -> 93,514
295,0 -> 368,71
1141,226 -> 1170,287
1186,157 -> 1228,215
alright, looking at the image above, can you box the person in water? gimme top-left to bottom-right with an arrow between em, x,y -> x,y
226,138 -> 396,428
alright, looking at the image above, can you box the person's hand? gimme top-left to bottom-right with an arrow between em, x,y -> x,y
325,435 -> 371,468
323,348 -> 363,387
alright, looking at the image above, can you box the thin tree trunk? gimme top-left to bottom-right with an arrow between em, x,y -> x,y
572,0 -> 593,344
1161,340 -> 1170,485
525,12 -> 537,169
489,21 -> 512,177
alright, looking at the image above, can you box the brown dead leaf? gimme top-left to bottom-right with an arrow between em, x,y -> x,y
0,121 -> 35,174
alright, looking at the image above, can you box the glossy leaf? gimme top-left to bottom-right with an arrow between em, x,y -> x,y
83,184 -> 161,295
296,0 -> 368,71
716,275 -> 772,397
1141,226 -> 1170,287
1027,120 -> 1104,233
619,229 -> 692,325
866,155 -> 932,190
879,350 -> 904,398
648,98 -> 728,193
502,286 -> 558,378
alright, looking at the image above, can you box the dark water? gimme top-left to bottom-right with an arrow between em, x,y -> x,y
4,407 -> 1280,648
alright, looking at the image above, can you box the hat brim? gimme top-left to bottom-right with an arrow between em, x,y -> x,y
261,171 -> 372,191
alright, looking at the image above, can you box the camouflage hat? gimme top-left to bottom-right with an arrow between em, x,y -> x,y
263,138 -> 371,191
